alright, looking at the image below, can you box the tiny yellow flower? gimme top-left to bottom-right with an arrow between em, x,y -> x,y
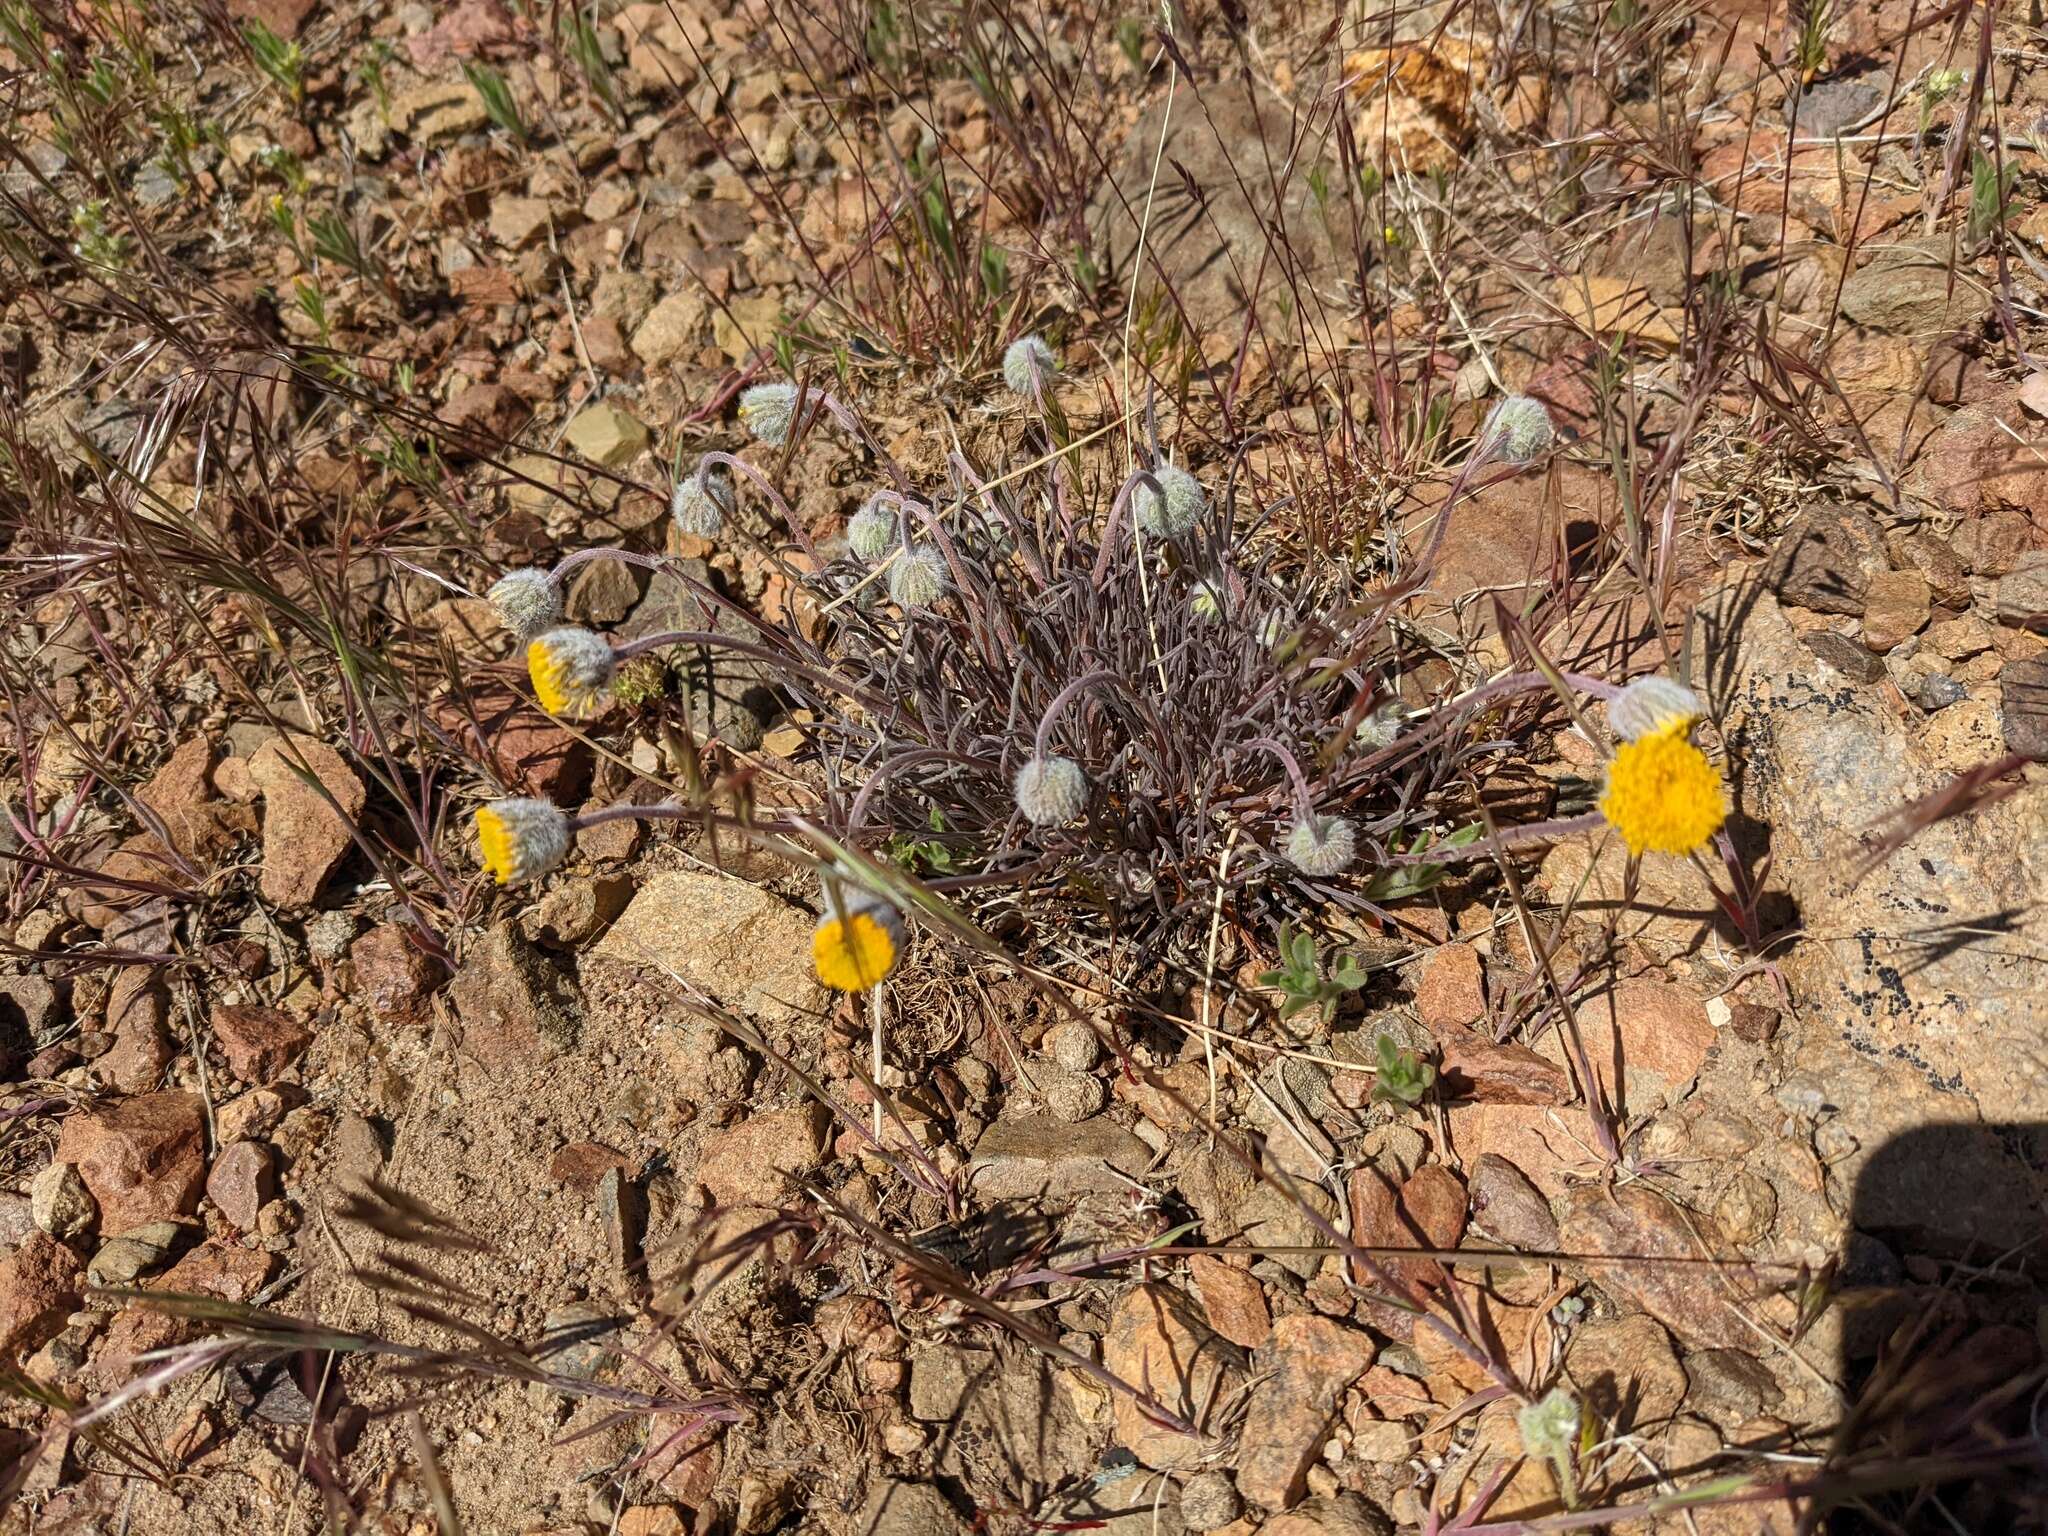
526,626 -> 616,717
475,797 -> 570,885
812,894 -> 905,992
1598,726 -> 1725,858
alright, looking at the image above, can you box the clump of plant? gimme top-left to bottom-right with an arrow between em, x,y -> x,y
448,372 -> 1737,989
1257,922 -> 1369,1025
1368,1031 -> 1436,1109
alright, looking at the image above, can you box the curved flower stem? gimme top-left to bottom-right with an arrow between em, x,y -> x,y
549,548 -> 670,584
844,747 -> 992,837
1241,736 -> 1317,821
695,449 -> 819,566
1089,468 -> 1164,588
1031,669 -> 1133,761
804,384 -> 909,490
1090,469 -> 1171,694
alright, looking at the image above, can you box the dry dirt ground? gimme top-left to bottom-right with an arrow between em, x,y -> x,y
1,0 -> 2045,1533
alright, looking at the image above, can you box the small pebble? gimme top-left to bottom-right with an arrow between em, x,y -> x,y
1045,1020 -> 1100,1072
1917,673 -> 1965,710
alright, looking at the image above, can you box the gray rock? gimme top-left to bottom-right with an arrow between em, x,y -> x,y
1,976 -> 70,1042
1767,505 -> 1889,615
1467,1153 -> 1557,1251
449,923 -> 580,1070
1839,238 -> 1993,336
1788,76 -> 1885,136
1026,1058 -> 1107,1124
1994,561 -> 2048,631
1261,1495 -> 1394,1536
1683,1347 -> 1779,1429
1999,659 -> 2048,758
303,909 -> 358,967
1802,629 -> 1885,683
968,1115 -> 1150,1201
1044,1021 -> 1100,1072
87,1220 -> 184,1287
1700,579 -> 2048,1258
329,1112 -> 387,1191
1917,672 -> 1966,711
1235,1175 -> 1337,1281
1178,1471 -> 1240,1532
858,1481 -> 966,1536
29,1162 -> 94,1241
539,1301 -> 625,1383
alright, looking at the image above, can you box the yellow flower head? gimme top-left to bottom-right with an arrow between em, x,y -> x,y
475,797 -> 571,885
527,626 -> 616,717
812,892 -> 905,992
1598,727 -> 1725,858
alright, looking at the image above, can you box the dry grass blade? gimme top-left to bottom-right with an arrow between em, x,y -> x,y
1850,752 -> 2031,884
409,1410 -> 463,1536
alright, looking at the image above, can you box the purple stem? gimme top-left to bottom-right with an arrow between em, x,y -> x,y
1031,669 -> 1129,761
1090,469 -> 1167,588
549,548 -> 669,584
1242,736 -> 1317,821
695,449 -> 820,566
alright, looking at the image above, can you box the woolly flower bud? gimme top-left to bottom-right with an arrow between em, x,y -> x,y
1190,579 -> 1225,622
888,545 -> 949,610
1354,703 -> 1407,751
487,568 -> 562,641
1013,755 -> 1089,826
1606,675 -> 1702,743
813,890 -> 906,991
1482,395 -> 1554,463
671,463 -> 734,539
1002,334 -> 1057,397
1517,1387 -> 1581,1462
475,797 -> 571,886
527,626 -> 617,717
738,381 -> 801,446
846,496 -> 899,562
1133,462 -> 1207,539
1286,814 -> 1357,877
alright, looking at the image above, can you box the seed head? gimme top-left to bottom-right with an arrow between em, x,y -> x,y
888,545 -> 949,610
1482,395 -> 1554,463
671,462 -> 734,539
1002,334 -> 1057,397
1133,462 -> 1207,540
813,890 -> 906,991
1606,675 -> 1702,742
475,797 -> 571,886
738,381 -> 801,446
527,626 -> 617,717
846,496 -> 900,562
1013,755 -> 1089,825
1285,814 -> 1357,877
1598,729 -> 1725,858
486,568 -> 562,641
